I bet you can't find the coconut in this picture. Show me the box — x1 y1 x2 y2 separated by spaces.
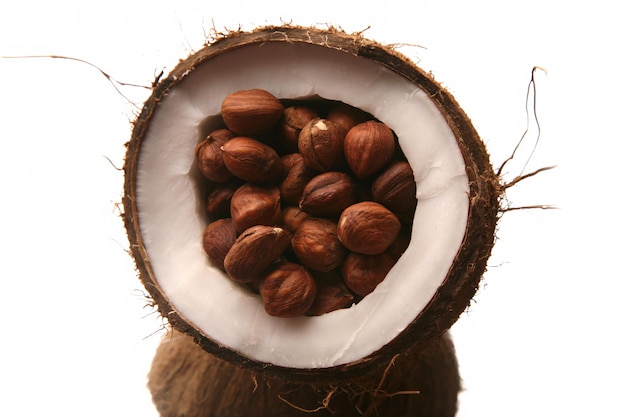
123 25 499 414
148 329 461 417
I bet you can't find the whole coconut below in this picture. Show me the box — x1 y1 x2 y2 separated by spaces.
123 25 500 416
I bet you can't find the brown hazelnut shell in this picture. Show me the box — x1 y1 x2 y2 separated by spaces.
344 121 396 179
205 179 242 219
337 201 401 255
221 136 283 183
342 252 395 297
195 129 235 182
291 217 346 272
308 271 355 316
280 106 319 153
201 218 237 271
281 206 310 233
259 262 317 318
223 225 291 283
299 171 357 218
371 161 418 224
230 183 282 233
327 103 369 137
279 157 317 205
298 118 345 172
221 89 284 136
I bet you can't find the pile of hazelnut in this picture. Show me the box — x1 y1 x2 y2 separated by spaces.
197 89 417 318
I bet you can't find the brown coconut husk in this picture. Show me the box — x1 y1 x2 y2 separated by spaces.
148 329 461 417
124 24 500 415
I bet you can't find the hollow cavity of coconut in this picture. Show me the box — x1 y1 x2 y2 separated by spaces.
124 26 499 382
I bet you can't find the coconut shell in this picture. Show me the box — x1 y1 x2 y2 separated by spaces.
148 328 461 417
124 25 500 383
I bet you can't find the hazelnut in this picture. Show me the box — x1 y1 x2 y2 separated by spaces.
201 218 237 271
298 118 345 171
220 89 284 136
230 183 282 233
342 252 395 297
282 206 310 233
292 218 346 272
327 103 369 137
308 271 354 315
259 262 317 318
344 121 395 178
280 156 317 205
223 225 291 283
337 201 401 255
386 227 412 261
195 129 235 182
280 152 304 173
221 136 283 183
205 179 241 219
197 94 415 317
371 161 417 224
280 106 319 152
299 171 357 218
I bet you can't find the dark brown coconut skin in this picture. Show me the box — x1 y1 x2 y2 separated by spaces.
124 25 499 384
149 329 461 417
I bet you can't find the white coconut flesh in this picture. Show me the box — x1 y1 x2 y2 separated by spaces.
136 42 469 369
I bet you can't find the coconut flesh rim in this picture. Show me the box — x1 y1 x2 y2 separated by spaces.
136 41 469 369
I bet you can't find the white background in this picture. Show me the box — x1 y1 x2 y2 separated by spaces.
1 1 624 416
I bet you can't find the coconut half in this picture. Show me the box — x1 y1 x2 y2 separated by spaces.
124 26 499 382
